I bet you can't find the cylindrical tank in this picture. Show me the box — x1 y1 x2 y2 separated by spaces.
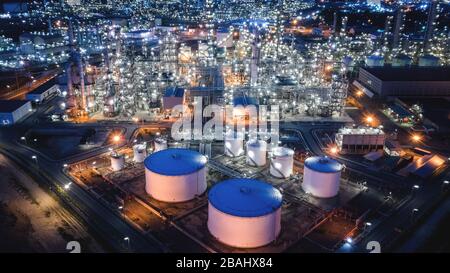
270 147 294 178
111 153 125 171
144 148 207 202
246 139 267 167
418 55 440 67
133 144 147 163
207 178 282 248
365 55 384 67
154 138 167 152
302 156 342 198
224 131 244 157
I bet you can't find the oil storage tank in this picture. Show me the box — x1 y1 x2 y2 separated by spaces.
154 138 167 152
302 156 342 198
133 144 147 163
111 153 125 171
246 139 267 167
224 131 244 157
144 148 207 202
270 147 294 178
208 178 282 248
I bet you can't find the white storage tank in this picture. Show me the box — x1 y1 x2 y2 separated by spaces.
133 144 147 163
365 55 384 67
144 148 207 202
208 178 282 248
154 137 167 152
246 139 267 167
270 147 294 178
111 153 125 171
224 131 244 157
418 55 440 67
302 156 342 198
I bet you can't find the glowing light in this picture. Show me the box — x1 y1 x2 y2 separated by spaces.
330 146 338 155
411 134 422 142
112 135 121 143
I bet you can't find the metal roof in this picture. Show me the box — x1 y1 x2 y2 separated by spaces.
0 100 29 113
362 66 450 82
28 80 56 95
304 156 342 173
164 87 185 98
144 148 207 176
208 179 283 217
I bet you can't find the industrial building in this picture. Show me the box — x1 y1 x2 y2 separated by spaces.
358 67 450 98
207 178 282 248
162 87 185 112
0 100 32 125
335 127 386 154
26 80 59 103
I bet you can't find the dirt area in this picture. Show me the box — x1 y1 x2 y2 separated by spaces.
0 154 105 253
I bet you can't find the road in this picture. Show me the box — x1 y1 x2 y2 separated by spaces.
0 101 170 252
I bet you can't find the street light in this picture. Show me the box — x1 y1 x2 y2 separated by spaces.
112 134 121 143
31 155 38 166
124 236 130 250
64 182 72 190
411 134 422 143
329 146 338 155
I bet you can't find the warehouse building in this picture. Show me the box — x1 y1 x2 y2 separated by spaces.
162 87 185 112
26 80 59 103
0 100 32 125
335 126 386 154
357 67 450 98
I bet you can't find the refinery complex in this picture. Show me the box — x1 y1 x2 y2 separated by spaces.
0 0 450 256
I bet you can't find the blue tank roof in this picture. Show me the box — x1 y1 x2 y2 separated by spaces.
304 156 342 173
208 179 282 217
144 148 207 176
